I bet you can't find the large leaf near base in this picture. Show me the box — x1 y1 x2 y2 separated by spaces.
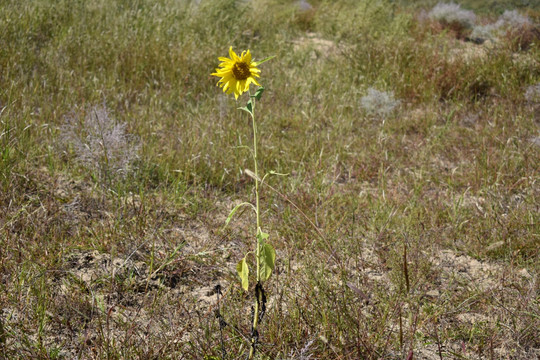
236 257 249 291
259 242 276 282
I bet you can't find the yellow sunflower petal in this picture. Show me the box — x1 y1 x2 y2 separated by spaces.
230 47 241 62
244 50 252 64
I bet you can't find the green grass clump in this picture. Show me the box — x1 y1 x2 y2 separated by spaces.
1 0 539 359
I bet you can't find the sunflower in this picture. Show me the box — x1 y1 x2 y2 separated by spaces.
211 47 261 99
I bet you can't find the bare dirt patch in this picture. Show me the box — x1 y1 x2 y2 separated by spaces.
39 245 233 358
292 32 340 61
434 249 503 291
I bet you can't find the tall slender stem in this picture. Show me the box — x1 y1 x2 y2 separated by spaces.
251 111 261 280
249 95 261 360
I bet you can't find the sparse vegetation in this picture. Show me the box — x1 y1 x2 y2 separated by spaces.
472 9 539 50
1 0 539 359
360 88 401 118
525 83 540 103
60 104 140 187
428 2 477 37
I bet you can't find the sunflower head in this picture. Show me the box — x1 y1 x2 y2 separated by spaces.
211 47 261 99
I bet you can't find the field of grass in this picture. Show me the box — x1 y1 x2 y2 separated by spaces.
1 0 539 359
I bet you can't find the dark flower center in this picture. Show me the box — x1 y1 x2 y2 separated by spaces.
232 62 251 80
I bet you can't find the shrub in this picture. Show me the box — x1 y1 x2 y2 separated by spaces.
293 0 316 30
499 10 539 51
470 23 500 41
360 88 400 118
471 10 539 50
499 10 532 28
297 0 313 12
60 104 140 185
428 2 476 38
525 83 540 103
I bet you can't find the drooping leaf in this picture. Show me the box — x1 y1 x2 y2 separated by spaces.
236 257 249 291
224 202 254 228
238 100 253 116
259 242 275 282
245 169 261 182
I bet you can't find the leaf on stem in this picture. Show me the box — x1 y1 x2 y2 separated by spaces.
238 101 253 116
245 169 261 182
257 231 269 242
257 231 275 282
268 170 289 176
223 202 255 228
252 87 265 101
255 55 276 66
259 242 276 282
261 170 290 185
237 256 249 291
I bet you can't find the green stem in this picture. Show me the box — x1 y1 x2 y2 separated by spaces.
249 92 261 360
252 116 261 280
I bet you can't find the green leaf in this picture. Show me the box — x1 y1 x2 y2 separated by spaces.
238 100 253 116
259 242 276 282
255 55 276 66
236 257 249 291
269 170 289 176
257 230 269 242
252 87 265 101
148 242 186 279
261 170 289 184
224 202 255 228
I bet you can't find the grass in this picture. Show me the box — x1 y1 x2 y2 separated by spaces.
1 0 539 358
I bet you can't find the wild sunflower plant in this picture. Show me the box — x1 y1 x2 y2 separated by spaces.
212 47 276 359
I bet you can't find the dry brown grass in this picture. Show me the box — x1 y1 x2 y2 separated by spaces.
0 0 539 359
